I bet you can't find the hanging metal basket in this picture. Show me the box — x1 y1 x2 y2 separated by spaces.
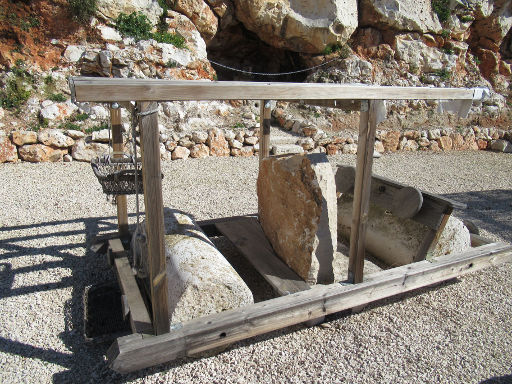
91 155 143 195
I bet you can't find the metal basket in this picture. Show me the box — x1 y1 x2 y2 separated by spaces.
91 155 143 195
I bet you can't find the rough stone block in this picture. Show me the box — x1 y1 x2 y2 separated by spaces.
257 153 337 284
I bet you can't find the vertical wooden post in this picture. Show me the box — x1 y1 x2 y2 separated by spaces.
259 100 271 162
136 101 170 335
348 100 378 284
110 104 129 237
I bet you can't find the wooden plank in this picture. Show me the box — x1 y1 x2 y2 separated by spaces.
259 100 271 162
114 257 153 335
137 101 170 335
111 105 129 237
108 242 512 373
348 100 378 284
71 77 476 102
215 216 310 295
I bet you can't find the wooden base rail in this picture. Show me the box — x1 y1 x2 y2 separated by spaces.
107 242 512 373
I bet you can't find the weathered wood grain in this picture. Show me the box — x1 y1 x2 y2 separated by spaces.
108 242 512 373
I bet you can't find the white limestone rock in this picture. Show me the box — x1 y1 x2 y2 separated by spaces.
257 153 338 284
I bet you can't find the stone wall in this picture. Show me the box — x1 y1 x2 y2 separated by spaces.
2 118 511 163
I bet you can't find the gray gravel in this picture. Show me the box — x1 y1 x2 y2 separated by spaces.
0 151 511 383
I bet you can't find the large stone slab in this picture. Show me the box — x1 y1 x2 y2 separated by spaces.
161 209 254 325
234 0 358 53
257 153 337 284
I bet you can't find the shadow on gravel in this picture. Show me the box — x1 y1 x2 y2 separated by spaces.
442 189 512 243
0 215 130 383
480 375 512 384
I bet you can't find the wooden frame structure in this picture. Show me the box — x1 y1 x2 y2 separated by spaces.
70 78 512 373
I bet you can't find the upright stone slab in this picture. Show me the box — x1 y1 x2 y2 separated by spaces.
160 209 253 325
257 153 337 284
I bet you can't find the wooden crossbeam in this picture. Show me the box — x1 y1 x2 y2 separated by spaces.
107 242 512 373
70 77 475 102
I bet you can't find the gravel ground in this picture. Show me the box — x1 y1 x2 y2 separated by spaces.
0 151 511 384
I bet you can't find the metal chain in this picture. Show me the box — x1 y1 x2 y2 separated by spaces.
208 56 342 77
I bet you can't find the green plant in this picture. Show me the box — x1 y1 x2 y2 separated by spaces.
443 47 454 55
115 12 152 41
314 112 321 118
68 0 97 22
473 55 481 65
48 93 67 102
153 31 186 47
441 29 450 39
322 42 350 58
432 0 451 22
165 59 178 68
43 75 55 86
0 61 33 112
233 122 245 129
72 112 89 122
85 122 108 134
59 121 81 131
434 68 451 81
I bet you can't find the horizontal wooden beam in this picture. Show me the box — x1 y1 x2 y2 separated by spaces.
107 242 512 373
70 77 476 102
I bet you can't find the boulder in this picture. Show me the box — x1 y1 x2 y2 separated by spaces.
472 0 512 47
244 136 258 146
63 45 85 62
0 134 18 163
92 129 110 143
490 139 512 153
207 128 230 157
342 143 358 154
240 146 254 157
360 0 442 33
173 0 218 41
395 34 458 72
71 140 109 162
19 144 66 162
96 0 163 25
172 146 190 160
11 131 38 146
38 129 75 148
233 0 358 53
257 153 338 284
437 136 453 151
158 209 253 325
39 101 77 121
272 144 305 155
189 143 210 158
380 130 400 152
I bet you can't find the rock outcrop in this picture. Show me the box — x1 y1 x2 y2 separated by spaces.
233 0 358 53
257 153 338 284
360 0 442 33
